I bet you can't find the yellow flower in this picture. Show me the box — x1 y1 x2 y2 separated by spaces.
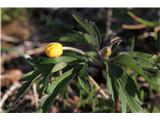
45 42 63 58
105 47 112 58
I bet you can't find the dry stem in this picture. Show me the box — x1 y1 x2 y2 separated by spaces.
88 75 109 99
32 83 39 107
0 82 20 112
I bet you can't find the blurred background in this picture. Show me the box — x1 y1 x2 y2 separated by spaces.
0 8 160 112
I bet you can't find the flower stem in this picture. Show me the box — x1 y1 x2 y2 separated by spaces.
63 46 100 65
63 47 85 55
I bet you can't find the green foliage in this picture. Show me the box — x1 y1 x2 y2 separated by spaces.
41 69 74 112
14 70 41 104
104 63 143 112
113 52 160 92
14 14 160 113
78 64 90 93
72 15 100 50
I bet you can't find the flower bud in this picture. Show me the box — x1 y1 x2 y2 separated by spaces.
45 42 63 58
105 47 112 58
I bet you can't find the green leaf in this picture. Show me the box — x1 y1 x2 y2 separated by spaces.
120 94 127 113
113 52 160 92
104 63 143 112
118 82 143 112
35 63 55 94
14 70 41 104
78 64 90 93
106 63 122 101
41 69 74 112
52 62 67 73
92 22 102 45
73 15 99 49
86 51 98 58
38 56 78 64
73 15 97 37
37 72 51 94
21 71 34 81
126 51 157 62
84 33 98 49
117 70 143 112
113 52 144 75
37 64 54 74
60 33 87 44
64 52 86 60
59 82 69 99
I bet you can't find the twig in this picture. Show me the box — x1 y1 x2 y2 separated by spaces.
122 24 146 29
32 83 39 107
26 47 45 55
154 25 160 32
1 34 20 43
115 97 121 112
106 8 112 33
104 8 113 45
0 82 20 112
88 75 109 99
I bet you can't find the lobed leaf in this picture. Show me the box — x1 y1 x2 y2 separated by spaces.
41 69 74 112
105 63 143 112
73 15 100 49
113 52 160 92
